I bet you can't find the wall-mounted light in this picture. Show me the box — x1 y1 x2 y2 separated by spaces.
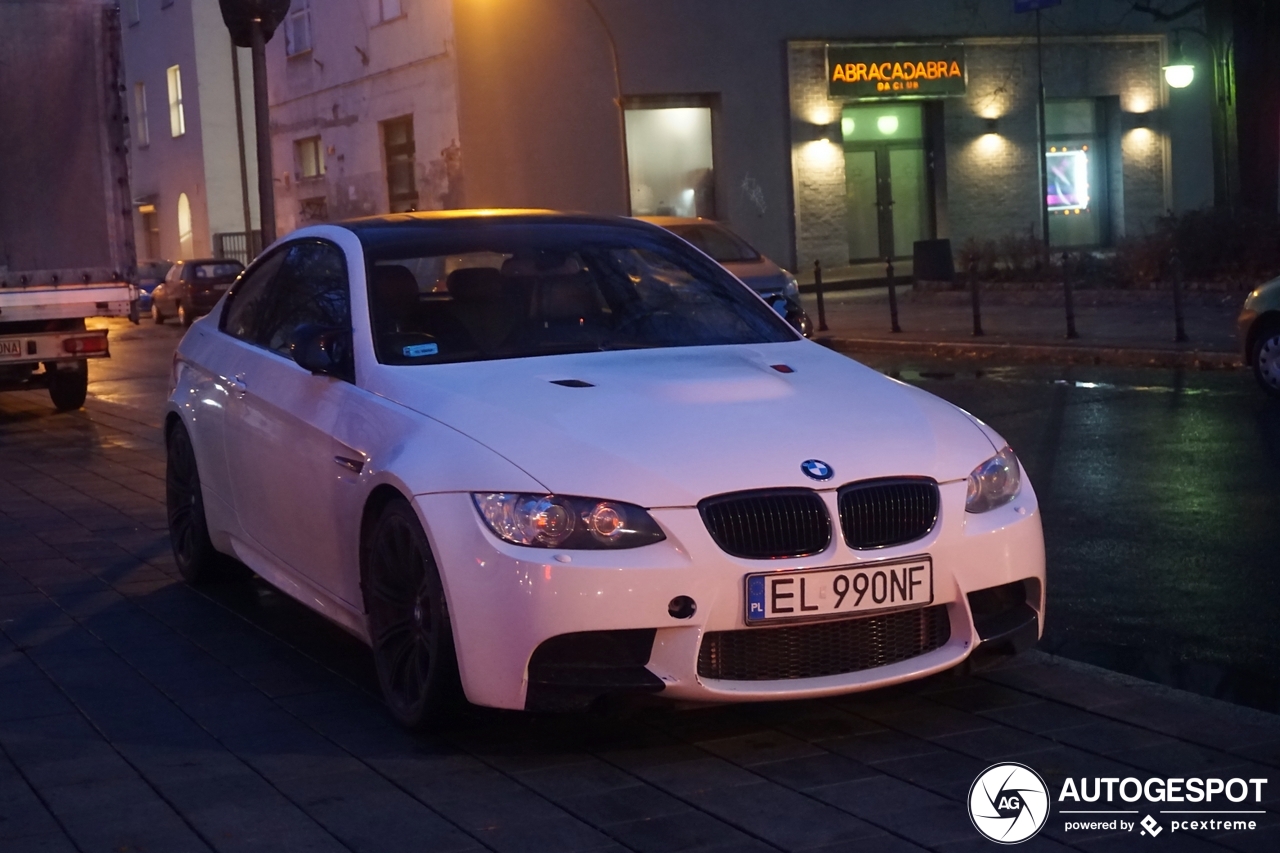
983 118 1000 134
1163 37 1194 89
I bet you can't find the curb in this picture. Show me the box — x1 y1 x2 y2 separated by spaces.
817 335 1244 370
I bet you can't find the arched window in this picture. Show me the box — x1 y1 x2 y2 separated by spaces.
177 192 193 259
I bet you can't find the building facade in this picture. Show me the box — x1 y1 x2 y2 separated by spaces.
264 0 461 235
262 0 1216 274
121 0 260 263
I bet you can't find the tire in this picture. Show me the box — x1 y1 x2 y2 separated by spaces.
362 499 463 729
1252 322 1280 399
178 302 194 328
152 301 165 324
48 360 88 411
166 421 227 584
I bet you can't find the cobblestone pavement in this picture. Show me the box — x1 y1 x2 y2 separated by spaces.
2 388 1280 853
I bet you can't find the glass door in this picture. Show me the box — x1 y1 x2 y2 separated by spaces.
841 105 931 262
888 147 929 258
844 150 880 261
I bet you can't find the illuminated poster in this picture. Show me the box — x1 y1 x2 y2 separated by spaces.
1046 148 1090 211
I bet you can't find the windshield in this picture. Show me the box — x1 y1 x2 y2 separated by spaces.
191 262 244 282
361 222 796 365
667 223 761 264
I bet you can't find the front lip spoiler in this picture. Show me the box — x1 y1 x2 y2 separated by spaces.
973 602 1039 654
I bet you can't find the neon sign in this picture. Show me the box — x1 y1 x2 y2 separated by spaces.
828 44 967 100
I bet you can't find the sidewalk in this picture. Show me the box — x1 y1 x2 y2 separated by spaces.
803 286 1245 369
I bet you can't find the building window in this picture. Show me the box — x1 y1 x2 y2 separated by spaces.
624 103 715 218
295 136 325 179
133 82 149 147
299 196 329 224
177 192 193 259
125 0 140 25
382 116 418 212
166 65 185 137
374 0 403 22
285 0 313 56
1044 99 1109 247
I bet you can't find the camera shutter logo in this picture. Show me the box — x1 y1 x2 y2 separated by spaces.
968 763 1050 844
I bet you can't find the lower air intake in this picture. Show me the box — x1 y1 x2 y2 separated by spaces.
698 605 951 681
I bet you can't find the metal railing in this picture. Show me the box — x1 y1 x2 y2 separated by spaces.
213 231 262 266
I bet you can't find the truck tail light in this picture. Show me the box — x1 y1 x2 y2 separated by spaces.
62 335 109 355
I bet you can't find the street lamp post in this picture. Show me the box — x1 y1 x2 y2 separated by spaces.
581 0 631 213
250 18 276 246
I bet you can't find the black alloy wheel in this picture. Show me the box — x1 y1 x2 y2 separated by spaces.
1253 323 1280 399
362 499 462 729
166 421 226 584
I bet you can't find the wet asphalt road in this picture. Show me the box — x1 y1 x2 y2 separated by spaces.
855 354 1280 712
82 320 1280 711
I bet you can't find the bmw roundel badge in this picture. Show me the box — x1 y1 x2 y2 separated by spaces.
801 459 834 481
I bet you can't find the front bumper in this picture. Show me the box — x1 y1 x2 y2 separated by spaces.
416 478 1045 711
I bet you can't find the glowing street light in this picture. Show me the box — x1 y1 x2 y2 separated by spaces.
1164 37 1194 89
1164 63 1195 89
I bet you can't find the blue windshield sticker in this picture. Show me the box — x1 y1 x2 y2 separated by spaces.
403 343 439 358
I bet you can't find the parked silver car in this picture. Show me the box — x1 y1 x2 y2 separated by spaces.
642 217 813 337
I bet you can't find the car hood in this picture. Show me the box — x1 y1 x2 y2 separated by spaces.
369 341 997 507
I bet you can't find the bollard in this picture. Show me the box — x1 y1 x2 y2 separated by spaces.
969 259 984 337
1170 251 1189 343
886 257 901 333
813 259 829 332
1062 251 1079 339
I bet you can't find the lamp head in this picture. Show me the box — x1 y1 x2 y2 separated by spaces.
1163 36 1194 89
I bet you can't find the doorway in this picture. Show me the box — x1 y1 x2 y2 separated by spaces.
841 104 931 262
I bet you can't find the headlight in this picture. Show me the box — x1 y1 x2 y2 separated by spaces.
965 446 1021 513
783 274 800 300
472 493 666 549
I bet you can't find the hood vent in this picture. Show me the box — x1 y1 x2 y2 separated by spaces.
550 379 594 388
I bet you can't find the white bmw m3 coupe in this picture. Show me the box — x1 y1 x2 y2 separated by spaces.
165 211 1045 728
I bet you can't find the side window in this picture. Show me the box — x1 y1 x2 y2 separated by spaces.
165 264 181 285
254 240 352 360
221 250 288 343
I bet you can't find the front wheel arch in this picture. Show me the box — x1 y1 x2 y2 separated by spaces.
359 492 464 728
358 484 415 613
1247 311 1280 366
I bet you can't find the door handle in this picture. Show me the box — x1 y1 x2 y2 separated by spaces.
226 373 247 398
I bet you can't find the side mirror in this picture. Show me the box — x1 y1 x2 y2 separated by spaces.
291 324 351 376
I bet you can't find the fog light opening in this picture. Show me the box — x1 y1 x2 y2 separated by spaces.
668 595 696 620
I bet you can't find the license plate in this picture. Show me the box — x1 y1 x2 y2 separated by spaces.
745 556 933 624
0 338 24 359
